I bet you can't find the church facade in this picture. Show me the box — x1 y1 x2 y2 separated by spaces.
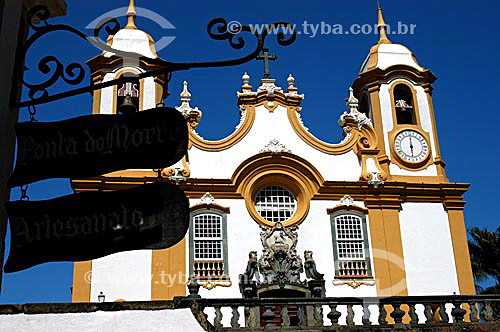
71 2 475 305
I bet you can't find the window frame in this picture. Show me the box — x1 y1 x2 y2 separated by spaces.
189 209 229 278
254 185 298 224
329 210 372 278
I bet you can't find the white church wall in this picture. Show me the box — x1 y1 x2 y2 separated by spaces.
415 85 437 158
99 72 116 115
399 202 459 295
142 76 156 110
0 309 204 332
90 250 152 302
379 83 394 159
189 104 361 182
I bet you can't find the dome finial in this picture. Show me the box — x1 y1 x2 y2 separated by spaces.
346 87 359 112
180 80 191 100
125 0 138 30
376 0 391 45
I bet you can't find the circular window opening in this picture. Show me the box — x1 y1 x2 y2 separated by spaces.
254 185 297 223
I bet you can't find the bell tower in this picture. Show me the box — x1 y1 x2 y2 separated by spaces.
85 0 168 116
352 4 446 182
71 1 184 304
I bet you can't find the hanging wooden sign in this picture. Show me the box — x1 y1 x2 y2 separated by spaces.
8 107 188 187
4 181 188 273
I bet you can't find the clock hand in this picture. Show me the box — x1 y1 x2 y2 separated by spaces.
409 137 414 157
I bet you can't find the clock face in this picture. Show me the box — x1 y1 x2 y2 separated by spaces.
394 130 429 163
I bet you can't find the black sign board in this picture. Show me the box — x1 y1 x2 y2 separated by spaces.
8 107 188 187
4 182 188 273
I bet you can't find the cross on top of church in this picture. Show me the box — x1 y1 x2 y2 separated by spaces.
256 48 277 79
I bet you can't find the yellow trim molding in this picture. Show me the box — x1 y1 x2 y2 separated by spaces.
287 106 357 155
327 204 368 215
188 105 256 151
332 278 376 289
200 280 232 290
190 203 230 214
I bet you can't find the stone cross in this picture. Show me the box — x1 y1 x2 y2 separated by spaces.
256 48 277 79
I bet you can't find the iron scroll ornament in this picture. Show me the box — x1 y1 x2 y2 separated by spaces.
16 5 297 108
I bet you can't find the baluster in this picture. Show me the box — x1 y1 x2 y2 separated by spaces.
261 305 275 327
214 306 223 328
281 305 290 327
200 305 208 320
346 304 355 326
424 304 434 325
298 305 306 326
230 306 240 327
314 304 324 326
378 304 388 325
469 302 479 323
451 302 466 323
246 306 258 328
439 303 449 323
390 303 405 326
483 301 494 322
408 303 418 325
328 305 341 326
362 303 371 326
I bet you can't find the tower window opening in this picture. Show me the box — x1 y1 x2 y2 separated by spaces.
359 93 371 119
117 79 140 113
394 84 416 125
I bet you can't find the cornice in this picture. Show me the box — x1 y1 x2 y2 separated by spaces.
71 176 469 205
352 64 437 93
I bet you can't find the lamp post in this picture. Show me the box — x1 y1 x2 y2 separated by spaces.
97 292 105 303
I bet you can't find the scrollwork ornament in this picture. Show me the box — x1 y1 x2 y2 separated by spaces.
17 6 297 108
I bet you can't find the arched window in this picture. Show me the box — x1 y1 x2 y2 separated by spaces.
116 79 140 113
189 210 229 280
329 210 372 278
394 84 416 125
359 93 371 119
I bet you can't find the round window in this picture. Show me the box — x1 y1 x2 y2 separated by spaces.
254 185 297 223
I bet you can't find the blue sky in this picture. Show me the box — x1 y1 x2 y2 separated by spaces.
1 0 499 303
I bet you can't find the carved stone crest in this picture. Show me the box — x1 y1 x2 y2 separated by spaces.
257 222 304 285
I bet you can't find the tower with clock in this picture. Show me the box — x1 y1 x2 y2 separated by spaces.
353 6 446 182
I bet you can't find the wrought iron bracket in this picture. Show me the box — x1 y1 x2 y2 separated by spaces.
14 5 297 108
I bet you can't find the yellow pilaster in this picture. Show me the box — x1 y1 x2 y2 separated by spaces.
72 261 92 302
366 198 408 296
443 201 476 295
151 238 186 300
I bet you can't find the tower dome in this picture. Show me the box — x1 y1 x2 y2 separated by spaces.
103 0 158 59
360 3 423 73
